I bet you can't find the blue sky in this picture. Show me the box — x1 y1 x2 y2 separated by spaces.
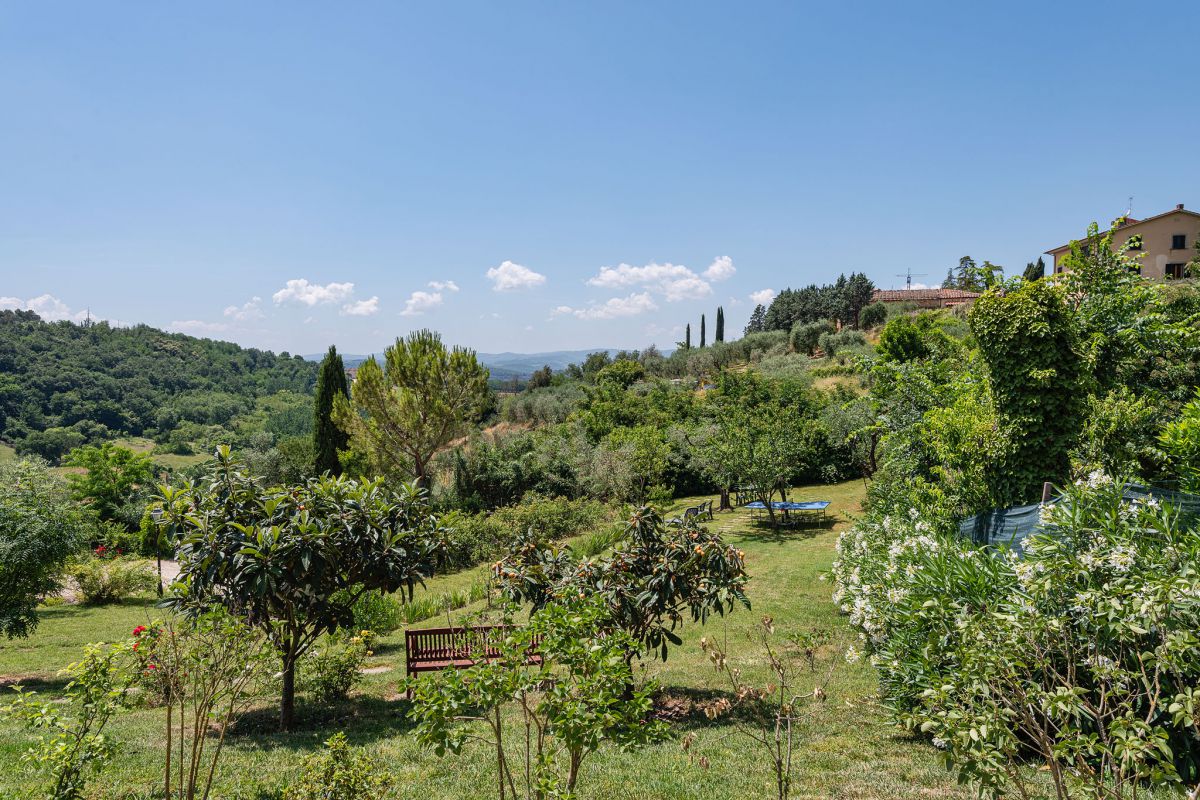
2 1 1197 355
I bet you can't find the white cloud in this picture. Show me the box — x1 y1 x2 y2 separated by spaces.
702 256 736 282
428 280 460 292
750 288 777 306
169 319 231 335
551 292 658 321
1 293 93 323
272 279 355 307
400 290 444 316
341 296 380 316
487 261 547 292
586 261 713 302
223 296 264 321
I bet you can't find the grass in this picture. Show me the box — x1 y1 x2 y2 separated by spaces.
0 479 973 800
0 442 15 463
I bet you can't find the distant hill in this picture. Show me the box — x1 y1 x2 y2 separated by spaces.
0 310 317 461
304 348 624 380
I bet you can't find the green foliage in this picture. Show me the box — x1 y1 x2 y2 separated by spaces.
876 315 931 362
158 446 444 730
63 442 154 523
834 478 1200 799
1022 256 1045 281
441 495 606 571
818 329 866 358
715 305 725 342
495 507 749 662
0 310 316 454
969 278 1088 503
67 556 156 605
332 329 490 488
284 732 392 800
131 610 271 799
763 272 875 332
0 458 86 638
300 632 373 704
858 301 887 329
313 345 349 476
789 320 835 356
3 641 134 800
408 598 668 798
1160 389 1200 492
347 589 405 635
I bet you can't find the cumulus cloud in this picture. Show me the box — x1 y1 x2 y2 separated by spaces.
223 297 264 321
487 261 546 292
586 257 734 302
428 280 460 292
702 256 736 282
1 293 94 323
272 279 355 307
551 292 658 321
750 288 777 305
341 296 380 316
400 290 444 316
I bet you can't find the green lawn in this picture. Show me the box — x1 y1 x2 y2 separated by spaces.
0 480 973 800
0 442 14 463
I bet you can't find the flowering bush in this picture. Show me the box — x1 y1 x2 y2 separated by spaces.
833 475 1200 798
299 632 374 704
284 732 392 800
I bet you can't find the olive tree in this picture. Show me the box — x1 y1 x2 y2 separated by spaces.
158 447 443 730
332 329 490 489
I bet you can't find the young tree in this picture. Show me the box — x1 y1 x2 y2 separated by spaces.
312 345 350 476
159 447 444 730
1 458 86 638
63 442 154 523
495 507 749 664
332 330 490 489
700 314 707 348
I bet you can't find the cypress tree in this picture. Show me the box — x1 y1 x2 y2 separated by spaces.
715 306 724 342
1022 257 1046 282
313 345 350 476
685 323 692 350
700 314 706 348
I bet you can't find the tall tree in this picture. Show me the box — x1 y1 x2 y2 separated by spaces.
942 268 956 289
956 256 981 292
700 314 706 348
715 306 725 342
685 323 692 350
1022 257 1046 282
63 442 153 522
744 304 767 335
845 272 876 328
332 330 490 490
312 345 350 476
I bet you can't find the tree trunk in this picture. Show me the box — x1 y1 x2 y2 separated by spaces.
718 487 732 511
280 654 296 732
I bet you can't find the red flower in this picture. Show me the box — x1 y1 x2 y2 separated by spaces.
132 625 147 636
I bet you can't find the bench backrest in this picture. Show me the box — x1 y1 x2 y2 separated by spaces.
407 625 512 661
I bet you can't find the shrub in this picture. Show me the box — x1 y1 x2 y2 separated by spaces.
284 732 392 800
68 556 156 605
300 632 373 704
441 496 606 571
4 641 135 800
833 476 1200 798
348 590 404 635
817 330 866 358
858 301 887 329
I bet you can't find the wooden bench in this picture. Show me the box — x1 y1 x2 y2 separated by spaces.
405 625 543 688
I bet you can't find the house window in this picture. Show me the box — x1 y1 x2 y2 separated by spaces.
1166 263 1186 279
1172 234 1187 250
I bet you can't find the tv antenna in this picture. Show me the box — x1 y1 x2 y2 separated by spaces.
1126 196 1133 217
895 268 927 290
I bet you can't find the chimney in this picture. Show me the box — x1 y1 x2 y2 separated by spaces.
1178 203 1186 210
